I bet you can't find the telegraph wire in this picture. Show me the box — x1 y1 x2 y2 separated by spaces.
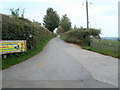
89 1 99 29
75 1 84 27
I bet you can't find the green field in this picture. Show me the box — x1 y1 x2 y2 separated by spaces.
83 39 120 58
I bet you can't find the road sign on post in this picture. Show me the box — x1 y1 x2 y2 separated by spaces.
0 40 27 54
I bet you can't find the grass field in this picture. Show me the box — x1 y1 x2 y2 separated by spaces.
83 39 120 58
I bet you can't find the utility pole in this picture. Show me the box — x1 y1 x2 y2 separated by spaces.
86 0 89 29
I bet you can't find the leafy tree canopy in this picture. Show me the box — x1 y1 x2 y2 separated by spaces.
43 8 60 32
59 14 71 33
10 8 25 18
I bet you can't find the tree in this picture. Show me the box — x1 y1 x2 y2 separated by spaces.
21 8 25 18
59 14 71 33
88 28 101 39
43 8 60 32
33 19 41 25
57 26 64 34
10 8 25 18
10 8 20 17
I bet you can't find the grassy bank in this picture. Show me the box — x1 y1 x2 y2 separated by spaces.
1 14 55 70
83 46 119 58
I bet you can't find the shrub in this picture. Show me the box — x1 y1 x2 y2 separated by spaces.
60 28 101 46
2 14 54 48
2 14 55 58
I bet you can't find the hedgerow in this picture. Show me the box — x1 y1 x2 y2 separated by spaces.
1 14 55 69
60 28 101 46
2 14 54 49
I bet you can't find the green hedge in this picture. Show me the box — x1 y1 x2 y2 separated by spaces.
60 28 101 46
2 14 54 48
1 14 55 69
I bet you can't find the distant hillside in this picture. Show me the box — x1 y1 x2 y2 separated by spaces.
101 37 118 40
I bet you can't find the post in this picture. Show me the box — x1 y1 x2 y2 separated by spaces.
3 55 7 59
86 0 89 29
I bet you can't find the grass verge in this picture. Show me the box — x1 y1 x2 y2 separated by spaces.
60 34 120 58
1 37 53 70
83 46 120 58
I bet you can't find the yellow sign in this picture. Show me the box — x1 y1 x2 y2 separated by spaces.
0 40 27 54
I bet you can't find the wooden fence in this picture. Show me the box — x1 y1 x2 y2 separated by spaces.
90 39 119 51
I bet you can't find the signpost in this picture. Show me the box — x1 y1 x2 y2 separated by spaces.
0 40 27 54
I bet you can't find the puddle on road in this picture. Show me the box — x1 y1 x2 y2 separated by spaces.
36 61 46 67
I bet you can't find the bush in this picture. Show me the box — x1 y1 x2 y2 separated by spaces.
2 14 54 48
60 28 101 46
2 14 55 60
1 14 55 69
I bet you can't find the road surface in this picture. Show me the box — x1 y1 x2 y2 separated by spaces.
2 37 118 88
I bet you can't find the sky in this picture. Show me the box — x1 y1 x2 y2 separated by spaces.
0 0 119 37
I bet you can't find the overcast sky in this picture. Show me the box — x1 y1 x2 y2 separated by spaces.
0 0 119 37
